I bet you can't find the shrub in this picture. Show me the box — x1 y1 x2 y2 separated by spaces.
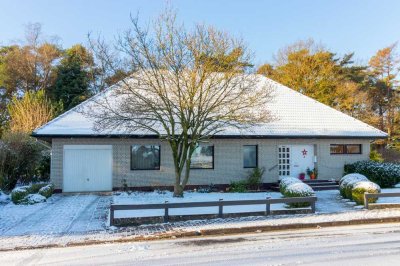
11 186 30 204
19 194 46 205
0 132 47 191
279 177 302 194
30 183 48 193
247 167 265 190
351 181 381 205
283 182 315 207
228 167 266 192
229 180 248 193
38 184 54 198
370 150 384 163
344 161 400 188
339 174 368 197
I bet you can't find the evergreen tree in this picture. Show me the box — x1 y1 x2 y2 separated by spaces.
52 44 94 111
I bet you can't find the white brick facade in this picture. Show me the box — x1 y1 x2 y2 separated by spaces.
51 138 371 191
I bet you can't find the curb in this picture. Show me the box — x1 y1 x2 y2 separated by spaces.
3 216 400 252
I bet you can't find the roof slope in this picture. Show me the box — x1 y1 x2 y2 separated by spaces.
33 76 387 139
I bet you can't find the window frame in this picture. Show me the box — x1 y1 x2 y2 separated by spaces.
130 144 161 170
330 144 362 155
190 145 214 170
243 145 258 169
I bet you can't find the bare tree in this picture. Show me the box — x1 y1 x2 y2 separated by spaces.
87 9 274 197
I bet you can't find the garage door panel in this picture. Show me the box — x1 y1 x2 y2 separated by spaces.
63 145 112 192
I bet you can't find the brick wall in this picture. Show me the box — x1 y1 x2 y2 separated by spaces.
51 138 371 190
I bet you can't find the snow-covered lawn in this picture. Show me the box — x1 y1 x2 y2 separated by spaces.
112 190 355 219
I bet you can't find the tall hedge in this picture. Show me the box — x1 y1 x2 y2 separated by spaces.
344 161 400 188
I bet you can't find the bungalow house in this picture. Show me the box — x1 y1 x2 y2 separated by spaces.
32 76 387 192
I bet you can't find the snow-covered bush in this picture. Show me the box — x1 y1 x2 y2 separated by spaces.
30 182 48 194
344 161 400 188
11 186 31 204
339 174 368 198
20 194 46 205
0 190 9 204
279 177 302 194
38 184 54 198
282 182 315 207
351 181 381 205
11 183 54 204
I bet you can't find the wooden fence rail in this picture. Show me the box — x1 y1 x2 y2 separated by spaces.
110 196 317 226
364 192 400 209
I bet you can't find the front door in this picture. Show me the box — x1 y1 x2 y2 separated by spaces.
278 145 314 179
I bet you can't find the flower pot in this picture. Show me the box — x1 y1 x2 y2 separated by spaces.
310 173 316 180
299 173 306 180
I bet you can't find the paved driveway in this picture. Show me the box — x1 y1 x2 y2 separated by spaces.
0 194 111 237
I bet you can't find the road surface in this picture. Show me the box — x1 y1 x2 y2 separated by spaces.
2 223 400 265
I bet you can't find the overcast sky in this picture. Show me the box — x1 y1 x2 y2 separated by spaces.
1 0 399 65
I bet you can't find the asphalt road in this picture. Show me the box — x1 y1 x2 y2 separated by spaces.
2 223 400 266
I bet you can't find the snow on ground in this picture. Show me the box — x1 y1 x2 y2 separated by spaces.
112 190 354 219
1 189 400 250
0 194 110 237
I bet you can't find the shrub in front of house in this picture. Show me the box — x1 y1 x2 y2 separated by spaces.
339 174 368 198
38 184 54 198
11 183 54 204
279 177 302 194
11 186 31 204
20 194 47 205
344 161 400 188
282 182 315 207
229 180 248 193
351 181 381 205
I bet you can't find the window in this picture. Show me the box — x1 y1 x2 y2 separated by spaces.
330 144 362 155
191 145 214 169
243 145 258 168
131 145 160 170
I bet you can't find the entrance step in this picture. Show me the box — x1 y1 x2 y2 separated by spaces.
270 179 339 192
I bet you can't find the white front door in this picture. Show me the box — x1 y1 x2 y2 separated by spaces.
63 145 113 192
279 145 315 179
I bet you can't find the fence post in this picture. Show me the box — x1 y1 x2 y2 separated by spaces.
311 198 316 213
266 197 271 215
364 193 369 210
218 199 223 218
164 201 169 223
110 205 115 226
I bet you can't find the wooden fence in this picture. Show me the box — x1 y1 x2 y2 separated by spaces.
110 196 317 226
364 192 400 209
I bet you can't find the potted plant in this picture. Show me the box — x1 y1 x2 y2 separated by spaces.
299 172 306 180
307 168 317 180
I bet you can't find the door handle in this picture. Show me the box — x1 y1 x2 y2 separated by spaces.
87 178 90 181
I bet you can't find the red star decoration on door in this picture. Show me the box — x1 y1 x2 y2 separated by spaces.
302 149 308 158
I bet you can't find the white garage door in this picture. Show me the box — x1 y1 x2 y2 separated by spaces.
63 145 112 192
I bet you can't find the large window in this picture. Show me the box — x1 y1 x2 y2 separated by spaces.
191 145 214 169
330 144 362 155
131 145 160 170
243 145 258 168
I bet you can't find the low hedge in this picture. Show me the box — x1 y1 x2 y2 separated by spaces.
38 184 54 198
281 179 315 207
344 161 400 188
279 177 302 194
11 186 31 204
351 181 381 205
11 183 54 204
339 174 368 198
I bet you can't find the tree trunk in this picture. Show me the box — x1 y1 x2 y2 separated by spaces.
173 183 184 197
173 167 184 197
